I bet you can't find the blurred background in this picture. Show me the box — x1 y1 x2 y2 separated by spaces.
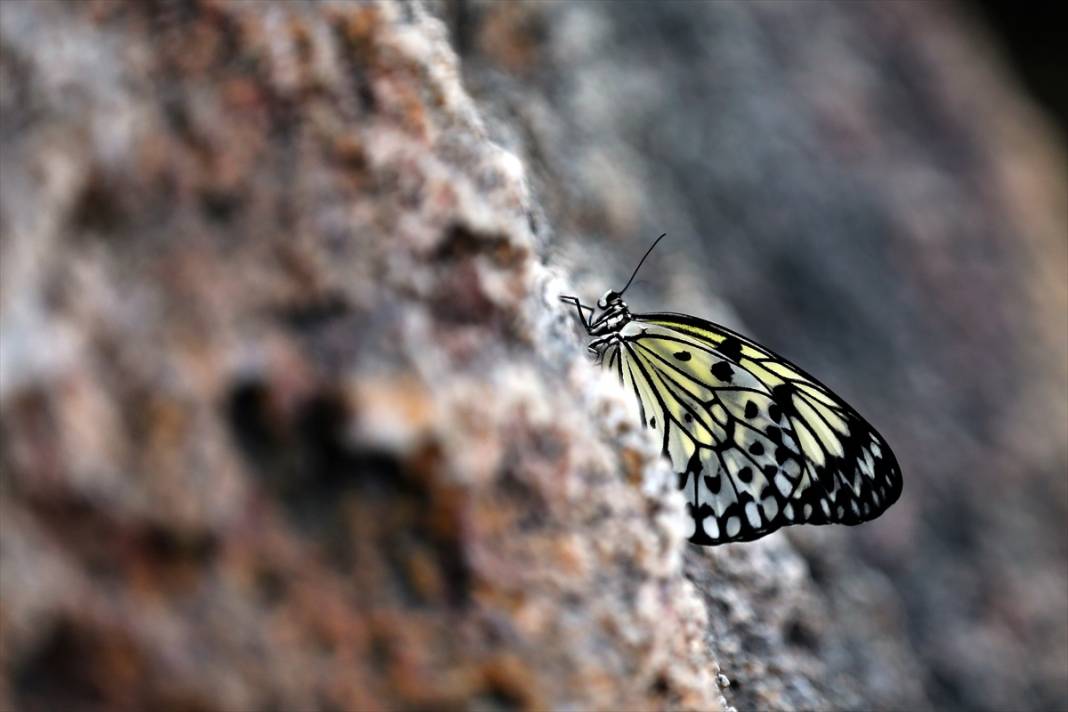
452 2 1067 707
1 1 1065 711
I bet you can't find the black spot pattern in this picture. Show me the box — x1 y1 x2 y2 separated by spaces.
600 315 902 546
718 336 742 361
710 361 734 382
818 468 834 489
771 384 793 407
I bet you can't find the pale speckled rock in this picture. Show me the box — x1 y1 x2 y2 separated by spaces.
0 1 721 710
3 1 1067 710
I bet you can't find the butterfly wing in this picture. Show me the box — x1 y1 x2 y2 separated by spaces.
609 312 902 545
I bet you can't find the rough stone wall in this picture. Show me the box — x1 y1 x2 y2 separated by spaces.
0 2 721 710
1 2 1066 712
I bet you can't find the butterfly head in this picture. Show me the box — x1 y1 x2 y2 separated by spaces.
561 233 665 341
597 290 623 310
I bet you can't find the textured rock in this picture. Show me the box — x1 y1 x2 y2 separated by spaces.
0 2 719 710
2 1 1066 711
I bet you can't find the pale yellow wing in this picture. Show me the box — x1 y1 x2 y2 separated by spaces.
610 312 901 545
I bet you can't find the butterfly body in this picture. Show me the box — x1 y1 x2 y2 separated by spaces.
562 275 902 546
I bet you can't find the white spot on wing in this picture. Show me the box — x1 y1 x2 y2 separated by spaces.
745 501 761 528
703 516 719 540
726 516 741 537
682 507 696 538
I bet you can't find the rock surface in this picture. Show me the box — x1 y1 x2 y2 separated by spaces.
0 2 719 710
1 1 1065 711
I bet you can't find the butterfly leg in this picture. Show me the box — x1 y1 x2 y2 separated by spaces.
559 295 594 332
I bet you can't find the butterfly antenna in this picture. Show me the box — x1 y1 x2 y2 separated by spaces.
618 233 667 296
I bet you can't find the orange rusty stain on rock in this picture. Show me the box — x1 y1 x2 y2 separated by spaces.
56 374 124 472
332 133 369 173
404 546 445 601
222 77 266 113
63 621 150 708
142 394 191 456
479 654 541 710
553 535 588 577
469 497 520 539
332 3 382 51
424 485 469 552
352 376 435 449
128 527 218 598
620 447 645 487
512 597 552 638
288 15 315 67
402 93 430 140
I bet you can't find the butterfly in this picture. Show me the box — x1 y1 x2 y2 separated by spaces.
561 234 902 545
